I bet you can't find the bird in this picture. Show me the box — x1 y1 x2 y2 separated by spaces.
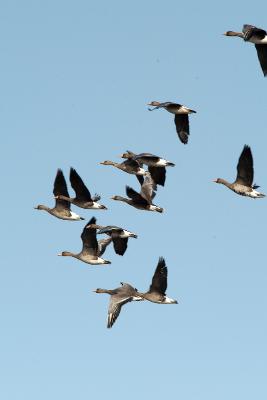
99 159 146 177
88 224 138 256
111 172 163 213
58 217 112 265
213 145 265 198
34 169 84 221
135 257 178 304
120 150 175 187
93 283 143 328
55 167 107 209
148 101 196 144
224 24 267 76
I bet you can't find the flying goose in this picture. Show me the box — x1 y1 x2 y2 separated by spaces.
111 172 163 213
136 257 178 304
58 217 112 265
34 169 84 221
88 224 138 256
224 24 267 76
120 150 175 187
100 159 146 177
55 168 107 209
213 145 265 198
148 101 196 144
93 283 143 328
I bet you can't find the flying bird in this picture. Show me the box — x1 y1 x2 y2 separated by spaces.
120 150 175 187
224 24 267 76
213 145 265 198
88 224 138 256
93 283 143 328
136 257 178 304
148 101 196 144
58 217 112 265
55 167 107 209
111 172 163 213
34 169 84 221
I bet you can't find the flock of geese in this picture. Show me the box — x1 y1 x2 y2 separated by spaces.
35 24 267 328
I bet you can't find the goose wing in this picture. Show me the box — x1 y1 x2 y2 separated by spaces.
255 44 267 76
70 168 93 202
107 291 133 328
126 186 148 205
149 257 167 295
53 169 70 210
112 237 128 256
174 114 190 144
148 166 166 187
81 217 98 256
140 173 156 203
235 145 254 187
122 159 143 173
98 237 112 257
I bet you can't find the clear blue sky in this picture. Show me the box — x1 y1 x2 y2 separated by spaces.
1 1 267 399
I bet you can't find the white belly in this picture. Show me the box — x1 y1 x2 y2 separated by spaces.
249 37 267 44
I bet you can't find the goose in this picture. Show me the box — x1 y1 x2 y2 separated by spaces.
148 101 196 144
34 169 84 221
224 24 267 76
120 150 175 187
93 283 143 328
88 224 138 256
55 167 107 209
100 159 146 176
136 257 178 304
213 145 265 198
58 217 112 265
111 172 163 213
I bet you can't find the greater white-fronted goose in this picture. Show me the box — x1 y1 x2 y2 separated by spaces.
148 101 196 144
100 159 146 177
55 168 107 209
136 257 178 304
88 224 137 256
111 172 163 213
224 24 267 76
34 169 84 221
58 217 112 265
93 283 143 328
120 150 175 187
213 145 265 198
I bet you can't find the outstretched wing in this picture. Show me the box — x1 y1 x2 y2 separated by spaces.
255 44 267 76
140 173 156 204
107 295 132 328
70 168 92 201
53 169 70 210
112 237 128 256
235 145 254 187
81 217 98 256
149 166 166 187
174 114 190 144
149 257 167 295
126 186 148 205
98 237 112 257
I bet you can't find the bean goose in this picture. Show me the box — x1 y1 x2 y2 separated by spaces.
34 169 84 221
100 159 146 177
148 101 196 144
58 217 112 265
111 172 163 213
120 150 175 187
136 257 178 304
88 224 137 256
55 167 107 209
93 283 143 328
224 24 267 76
213 145 265 198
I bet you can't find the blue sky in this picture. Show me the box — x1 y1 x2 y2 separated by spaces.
1 1 267 399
